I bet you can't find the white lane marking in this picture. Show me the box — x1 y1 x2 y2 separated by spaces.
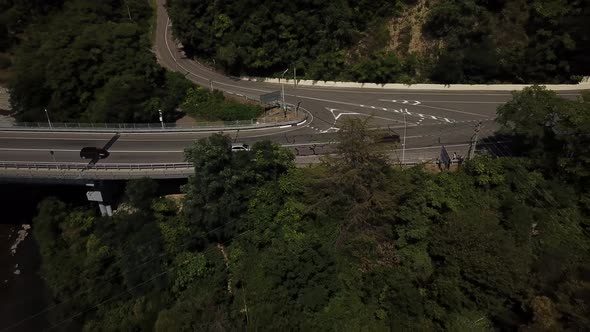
279 125 292 128
327 108 360 121
302 95 457 123
0 148 183 153
327 108 415 125
419 100 505 104
0 136 111 141
362 105 456 124
0 117 311 137
288 87 580 96
164 17 269 94
379 99 489 118
163 15 580 112
321 127 340 133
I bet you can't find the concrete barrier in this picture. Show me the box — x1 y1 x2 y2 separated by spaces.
241 76 590 91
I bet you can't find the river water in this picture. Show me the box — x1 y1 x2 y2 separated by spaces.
0 183 88 331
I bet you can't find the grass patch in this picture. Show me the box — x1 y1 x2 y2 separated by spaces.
181 87 263 121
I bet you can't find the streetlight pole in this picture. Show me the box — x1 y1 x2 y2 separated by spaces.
281 68 288 111
402 109 407 164
158 109 164 129
49 150 60 170
44 108 53 129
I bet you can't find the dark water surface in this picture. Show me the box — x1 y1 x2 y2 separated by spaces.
0 183 88 331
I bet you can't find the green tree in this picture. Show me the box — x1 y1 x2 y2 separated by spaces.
497 85 590 180
125 177 159 211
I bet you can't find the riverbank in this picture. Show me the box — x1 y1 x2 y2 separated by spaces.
0 183 88 331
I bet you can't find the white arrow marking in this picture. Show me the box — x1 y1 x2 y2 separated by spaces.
321 127 341 133
326 108 360 121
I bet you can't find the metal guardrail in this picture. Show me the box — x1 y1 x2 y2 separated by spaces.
0 116 302 132
0 161 192 171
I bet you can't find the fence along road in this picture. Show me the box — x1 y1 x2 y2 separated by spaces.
0 0 586 172
0 144 474 181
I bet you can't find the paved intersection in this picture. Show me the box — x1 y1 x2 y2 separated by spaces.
0 0 585 168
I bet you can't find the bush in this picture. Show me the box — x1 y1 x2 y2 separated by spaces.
219 102 261 121
0 54 11 69
181 87 261 121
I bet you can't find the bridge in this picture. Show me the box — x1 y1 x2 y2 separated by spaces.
0 0 588 215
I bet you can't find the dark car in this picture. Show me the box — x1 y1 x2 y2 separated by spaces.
80 147 110 160
378 133 401 144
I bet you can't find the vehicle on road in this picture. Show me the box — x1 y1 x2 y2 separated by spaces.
80 147 110 159
378 133 401 144
231 143 250 152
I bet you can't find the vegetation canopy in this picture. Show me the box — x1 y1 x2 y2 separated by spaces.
167 0 590 83
28 87 590 330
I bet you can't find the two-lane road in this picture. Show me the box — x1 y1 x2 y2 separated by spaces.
0 0 585 168
0 119 498 164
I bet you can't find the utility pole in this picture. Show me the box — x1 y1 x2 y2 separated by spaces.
49 150 60 170
158 109 164 129
44 108 53 129
467 121 482 160
293 66 297 88
402 109 407 164
281 68 288 112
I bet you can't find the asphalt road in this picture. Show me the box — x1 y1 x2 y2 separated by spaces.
0 0 585 166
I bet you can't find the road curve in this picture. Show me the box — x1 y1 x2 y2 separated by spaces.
0 1 585 169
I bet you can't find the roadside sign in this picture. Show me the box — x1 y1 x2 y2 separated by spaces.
260 91 281 104
440 146 451 169
86 191 104 202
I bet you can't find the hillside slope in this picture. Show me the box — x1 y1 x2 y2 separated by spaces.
167 0 590 84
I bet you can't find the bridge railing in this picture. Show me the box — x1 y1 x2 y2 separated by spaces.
0 116 301 131
0 161 193 171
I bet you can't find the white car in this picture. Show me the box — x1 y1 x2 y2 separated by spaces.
231 143 250 152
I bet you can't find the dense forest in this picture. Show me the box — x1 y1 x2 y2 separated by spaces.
12 87 588 330
168 0 590 84
0 0 195 123
0 0 265 123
